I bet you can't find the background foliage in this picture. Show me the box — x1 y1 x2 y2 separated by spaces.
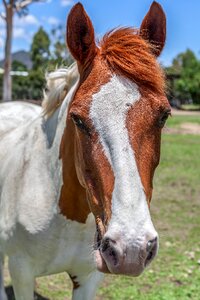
166 49 200 106
0 25 73 101
1 20 200 105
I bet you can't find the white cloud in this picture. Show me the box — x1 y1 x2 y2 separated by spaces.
0 14 38 46
61 0 74 7
15 14 39 26
0 14 39 32
0 14 38 49
15 28 34 43
47 17 60 26
0 16 5 27
0 36 4 48
23 14 39 25
0 27 5 38
13 27 26 38
39 0 52 3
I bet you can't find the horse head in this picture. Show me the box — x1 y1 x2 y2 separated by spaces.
60 1 171 276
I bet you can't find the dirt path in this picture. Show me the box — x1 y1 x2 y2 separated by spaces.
171 108 200 116
165 123 200 135
164 109 200 135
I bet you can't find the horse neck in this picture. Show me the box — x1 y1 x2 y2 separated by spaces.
58 118 90 223
44 70 91 223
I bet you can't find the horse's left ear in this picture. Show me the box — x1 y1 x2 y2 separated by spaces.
67 3 97 67
140 1 166 57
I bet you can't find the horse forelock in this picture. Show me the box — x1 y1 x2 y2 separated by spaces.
99 27 165 95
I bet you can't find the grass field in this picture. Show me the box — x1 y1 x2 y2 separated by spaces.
4 114 200 300
181 104 200 111
167 114 200 127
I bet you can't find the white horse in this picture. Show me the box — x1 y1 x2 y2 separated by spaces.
0 2 170 300
0 101 41 135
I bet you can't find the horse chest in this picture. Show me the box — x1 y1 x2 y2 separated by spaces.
8 213 96 277
42 214 96 276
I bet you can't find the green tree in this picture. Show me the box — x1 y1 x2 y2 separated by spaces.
28 27 50 100
1 0 46 102
173 49 198 70
31 27 50 70
166 49 200 104
49 25 73 69
27 69 45 100
11 60 29 100
12 60 27 71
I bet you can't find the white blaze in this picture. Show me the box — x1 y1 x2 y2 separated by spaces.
90 75 155 242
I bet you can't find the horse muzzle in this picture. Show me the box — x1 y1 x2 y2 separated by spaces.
95 232 158 276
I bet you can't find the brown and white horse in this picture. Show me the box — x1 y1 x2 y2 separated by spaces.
0 2 170 299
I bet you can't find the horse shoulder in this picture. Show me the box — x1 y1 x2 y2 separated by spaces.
0 115 57 239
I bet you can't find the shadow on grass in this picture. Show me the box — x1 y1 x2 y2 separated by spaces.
5 285 49 300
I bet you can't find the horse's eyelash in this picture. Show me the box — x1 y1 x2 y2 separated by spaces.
71 114 91 137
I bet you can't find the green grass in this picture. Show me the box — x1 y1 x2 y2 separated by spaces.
181 104 200 111
4 115 200 300
167 115 200 128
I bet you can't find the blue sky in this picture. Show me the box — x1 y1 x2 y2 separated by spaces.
0 0 200 66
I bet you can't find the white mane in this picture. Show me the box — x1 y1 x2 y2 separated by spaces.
42 62 79 117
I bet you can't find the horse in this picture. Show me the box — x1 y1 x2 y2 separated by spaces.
0 101 41 134
0 2 170 299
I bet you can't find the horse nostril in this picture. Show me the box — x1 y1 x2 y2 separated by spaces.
101 237 118 266
101 238 110 252
146 237 157 252
145 237 158 266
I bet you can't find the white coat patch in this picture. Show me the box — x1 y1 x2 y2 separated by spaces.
0 75 79 240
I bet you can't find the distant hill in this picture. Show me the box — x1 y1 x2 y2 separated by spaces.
0 50 32 69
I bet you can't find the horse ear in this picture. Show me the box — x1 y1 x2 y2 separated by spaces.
140 1 166 57
67 3 97 66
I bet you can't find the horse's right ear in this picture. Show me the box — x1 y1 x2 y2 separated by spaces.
67 3 97 66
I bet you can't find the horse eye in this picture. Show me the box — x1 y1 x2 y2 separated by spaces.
158 110 171 128
71 113 91 136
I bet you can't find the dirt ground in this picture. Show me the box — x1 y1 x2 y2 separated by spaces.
165 122 200 135
171 108 200 116
166 109 200 135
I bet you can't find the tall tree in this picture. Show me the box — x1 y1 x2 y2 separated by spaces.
30 26 50 70
166 49 200 104
28 27 50 100
1 0 46 102
174 50 200 104
50 25 73 67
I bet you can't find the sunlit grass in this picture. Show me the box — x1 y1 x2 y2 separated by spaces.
167 114 200 128
181 104 200 111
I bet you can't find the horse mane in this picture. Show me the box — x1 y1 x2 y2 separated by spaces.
100 27 165 95
42 63 78 117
